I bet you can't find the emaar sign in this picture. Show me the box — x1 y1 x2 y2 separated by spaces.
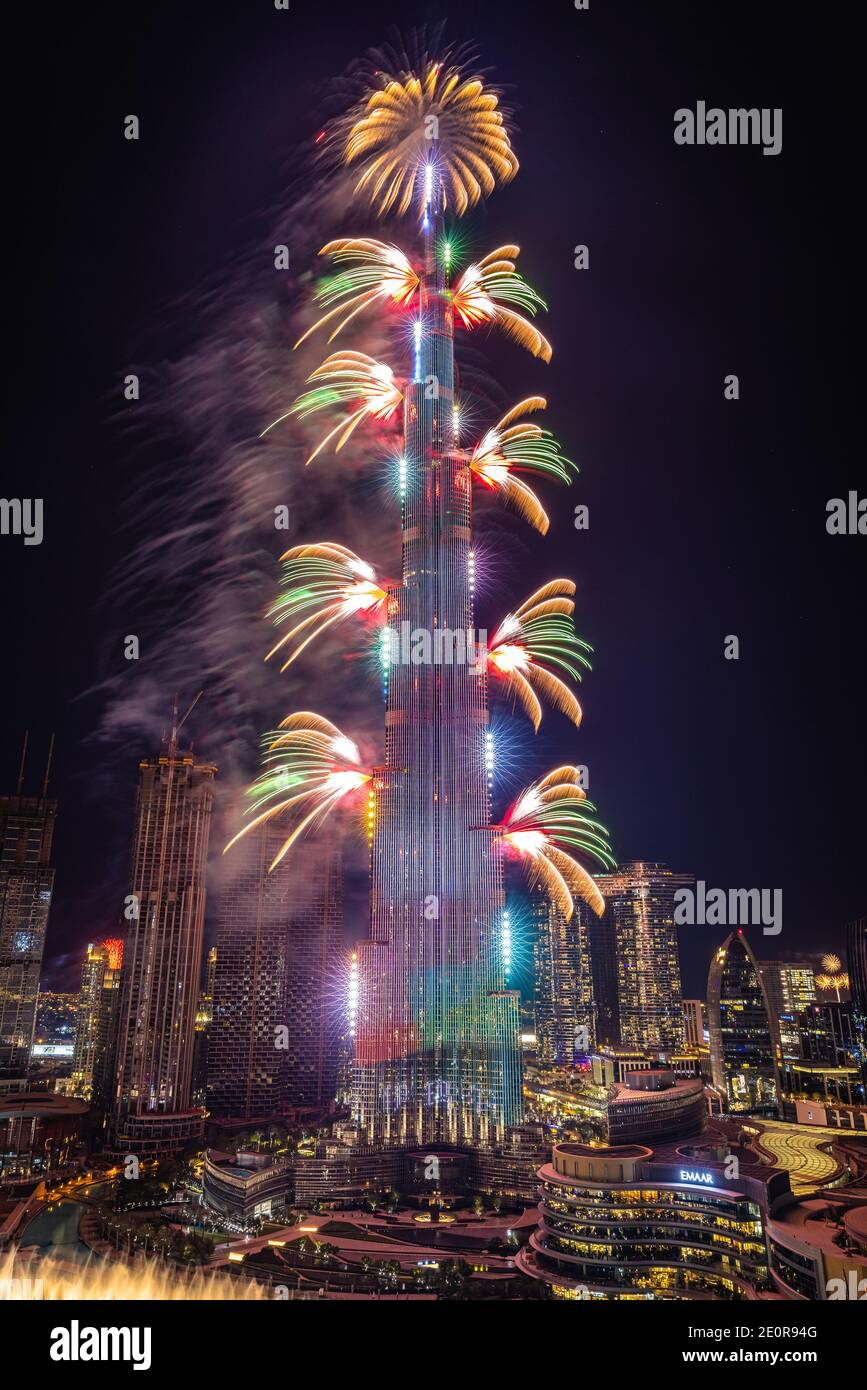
679 1169 715 1186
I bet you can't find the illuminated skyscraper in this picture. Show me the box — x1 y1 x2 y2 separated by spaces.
707 930 781 1114
761 959 817 1060
0 738 57 1075
112 738 216 1155
533 895 595 1065
191 946 217 1109
353 152 522 1149
847 915 867 1092
69 938 123 1108
236 59 614 1157
594 863 688 1053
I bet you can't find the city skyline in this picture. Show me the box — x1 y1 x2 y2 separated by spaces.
5 2 864 1007
1 0 864 1327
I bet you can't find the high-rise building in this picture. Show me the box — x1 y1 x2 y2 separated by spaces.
847 916 867 1015
593 863 689 1053
761 959 817 1060
533 895 595 1065
69 938 123 1108
284 844 342 1109
111 738 216 1156
352 152 522 1149
785 1002 864 1107
209 829 343 1119
587 906 619 1045
191 946 216 1109
0 738 58 1076
682 998 706 1049
707 930 781 1114
846 915 867 1092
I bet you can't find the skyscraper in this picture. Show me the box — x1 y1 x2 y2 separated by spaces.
191 945 217 1108
587 905 620 1045
847 916 867 1015
69 938 123 1108
283 843 342 1109
238 59 614 1158
352 129 523 1149
761 959 817 1060
111 738 216 1156
533 895 595 1066
846 915 867 1093
707 930 781 1114
0 737 57 1076
210 829 342 1119
594 863 689 1053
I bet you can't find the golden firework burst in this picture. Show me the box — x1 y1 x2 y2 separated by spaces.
344 60 518 216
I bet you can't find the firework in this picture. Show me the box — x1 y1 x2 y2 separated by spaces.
294 239 419 347
265 351 403 464
488 580 591 730
468 397 576 533
816 957 850 999
266 542 387 670
100 938 123 971
452 246 552 361
343 60 518 217
491 766 615 918
224 712 371 868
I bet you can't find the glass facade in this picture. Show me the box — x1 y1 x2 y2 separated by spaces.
112 749 216 1142
0 791 57 1072
594 863 688 1053
708 931 781 1113
353 159 521 1148
533 893 596 1065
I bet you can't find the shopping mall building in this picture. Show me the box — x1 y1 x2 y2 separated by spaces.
516 1139 792 1299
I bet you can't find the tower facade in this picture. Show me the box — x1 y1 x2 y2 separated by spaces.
112 745 216 1155
354 168 522 1148
0 782 57 1075
283 843 342 1109
595 862 688 1053
533 895 596 1066
208 829 342 1118
208 825 292 1118
69 938 123 1107
761 959 817 1060
847 915 867 1092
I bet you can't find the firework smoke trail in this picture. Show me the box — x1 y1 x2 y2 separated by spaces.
90 30 581 917
93 106 400 799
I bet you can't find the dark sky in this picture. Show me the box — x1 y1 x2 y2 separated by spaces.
4 1 863 996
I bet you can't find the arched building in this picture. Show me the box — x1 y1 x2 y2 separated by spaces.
707 931 781 1115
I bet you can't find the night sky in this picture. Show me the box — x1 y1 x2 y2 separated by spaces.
5 1 863 997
